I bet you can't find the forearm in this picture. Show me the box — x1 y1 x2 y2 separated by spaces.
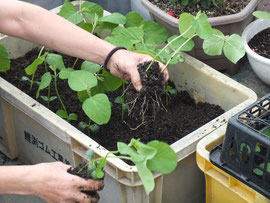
0 165 35 195
0 0 115 65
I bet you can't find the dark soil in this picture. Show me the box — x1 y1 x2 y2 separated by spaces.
0 48 224 151
149 0 251 18
67 162 102 199
248 28 270 59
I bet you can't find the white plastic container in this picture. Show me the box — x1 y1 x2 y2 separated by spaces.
242 19 270 86
0 3 257 203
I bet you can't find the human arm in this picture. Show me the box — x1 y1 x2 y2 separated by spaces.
0 162 104 203
0 0 168 91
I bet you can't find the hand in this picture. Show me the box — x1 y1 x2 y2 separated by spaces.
107 49 169 91
29 162 104 203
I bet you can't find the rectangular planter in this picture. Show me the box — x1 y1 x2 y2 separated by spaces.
0 3 257 203
140 0 261 75
196 125 270 202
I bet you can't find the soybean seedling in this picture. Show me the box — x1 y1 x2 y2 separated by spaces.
79 138 178 195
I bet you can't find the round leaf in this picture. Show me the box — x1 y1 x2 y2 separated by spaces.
68 70 97 91
98 13 126 25
223 34 245 64
125 12 144 28
179 13 196 38
81 61 101 74
146 141 177 174
82 93 111 125
203 29 225 56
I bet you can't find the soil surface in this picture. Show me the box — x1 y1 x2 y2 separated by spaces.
149 0 251 18
0 48 224 151
248 28 270 59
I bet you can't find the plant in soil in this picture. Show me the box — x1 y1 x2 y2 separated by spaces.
248 11 270 59
68 138 177 195
150 0 251 18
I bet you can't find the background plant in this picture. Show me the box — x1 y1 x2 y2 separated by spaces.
168 0 225 9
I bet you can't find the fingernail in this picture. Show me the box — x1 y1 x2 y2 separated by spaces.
136 85 142 92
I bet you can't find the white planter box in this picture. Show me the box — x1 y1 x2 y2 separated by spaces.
0 3 257 203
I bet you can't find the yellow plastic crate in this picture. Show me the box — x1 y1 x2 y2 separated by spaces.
196 125 270 203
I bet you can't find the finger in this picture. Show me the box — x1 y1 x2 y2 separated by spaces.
126 68 142 91
81 179 104 191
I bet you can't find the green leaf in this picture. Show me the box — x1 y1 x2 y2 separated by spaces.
79 22 94 33
117 142 145 163
59 2 84 24
168 35 195 51
140 20 169 44
68 70 97 91
81 1 103 20
0 44 10 72
105 35 133 50
78 121 88 130
46 53 66 71
85 149 95 160
179 13 196 38
223 34 245 64
59 68 73 79
99 70 123 92
81 61 101 74
25 53 46 75
125 12 144 28
114 96 123 104
77 90 89 102
98 13 126 24
191 13 212 39
110 27 144 45
97 22 118 36
56 109 68 119
137 141 157 160
87 162 96 174
40 96 57 102
146 141 177 174
82 93 111 125
68 113 78 121
36 72 52 99
90 124 100 133
136 160 155 195
203 29 225 56
253 11 270 20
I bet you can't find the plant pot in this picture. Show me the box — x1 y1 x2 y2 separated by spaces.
197 124 270 202
242 19 270 86
0 3 257 203
140 0 261 75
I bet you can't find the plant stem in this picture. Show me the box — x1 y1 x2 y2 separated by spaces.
145 26 192 72
30 46 45 89
54 73 67 115
87 119 91 137
71 58 79 69
47 84 51 108
121 83 125 121
161 34 197 72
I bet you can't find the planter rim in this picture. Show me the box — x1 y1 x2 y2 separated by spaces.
141 0 261 27
242 18 270 65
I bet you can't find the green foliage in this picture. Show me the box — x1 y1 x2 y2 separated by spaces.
253 11 270 20
0 44 10 72
167 0 223 9
83 139 178 195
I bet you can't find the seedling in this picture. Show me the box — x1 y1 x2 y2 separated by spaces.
79 138 178 195
0 44 10 72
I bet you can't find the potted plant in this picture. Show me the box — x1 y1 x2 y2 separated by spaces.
0 1 257 202
140 0 261 75
242 11 270 86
